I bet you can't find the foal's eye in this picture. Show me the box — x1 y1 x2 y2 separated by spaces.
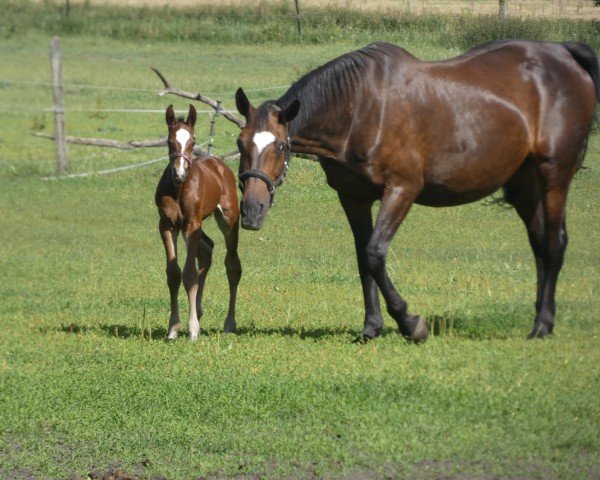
278 142 285 151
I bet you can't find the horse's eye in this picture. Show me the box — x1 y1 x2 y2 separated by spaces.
278 142 285 151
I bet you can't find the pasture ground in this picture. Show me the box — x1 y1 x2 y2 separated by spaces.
1 3 599 479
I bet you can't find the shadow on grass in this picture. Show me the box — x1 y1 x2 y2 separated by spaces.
53 322 363 341
50 310 531 342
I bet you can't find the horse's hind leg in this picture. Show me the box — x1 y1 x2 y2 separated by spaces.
505 162 548 333
512 151 578 337
215 207 242 334
530 182 570 338
159 219 182 340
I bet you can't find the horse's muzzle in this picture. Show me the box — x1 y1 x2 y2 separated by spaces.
240 198 267 230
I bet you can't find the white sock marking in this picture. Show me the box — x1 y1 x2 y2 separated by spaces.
253 131 276 155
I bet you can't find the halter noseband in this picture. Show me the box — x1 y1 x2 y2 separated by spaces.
169 152 192 168
238 137 291 198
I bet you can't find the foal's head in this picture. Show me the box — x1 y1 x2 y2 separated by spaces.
165 104 196 184
235 88 300 230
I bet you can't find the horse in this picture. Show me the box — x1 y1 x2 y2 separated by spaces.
155 104 242 340
234 40 599 342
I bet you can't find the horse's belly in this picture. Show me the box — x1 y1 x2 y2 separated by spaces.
416 182 499 207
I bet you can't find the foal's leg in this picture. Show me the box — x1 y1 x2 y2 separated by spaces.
159 219 182 340
195 232 214 325
337 193 384 340
182 227 206 341
366 186 429 342
214 208 242 334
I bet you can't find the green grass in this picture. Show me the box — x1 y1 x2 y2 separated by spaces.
2 0 599 50
1 5 600 480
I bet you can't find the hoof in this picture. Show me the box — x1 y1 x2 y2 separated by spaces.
352 334 373 344
223 320 237 334
527 322 553 339
166 333 178 340
400 315 429 343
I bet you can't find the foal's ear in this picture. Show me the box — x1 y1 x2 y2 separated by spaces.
278 99 300 125
166 104 176 127
186 104 197 128
235 87 255 119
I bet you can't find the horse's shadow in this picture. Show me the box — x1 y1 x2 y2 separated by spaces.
53 312 524 342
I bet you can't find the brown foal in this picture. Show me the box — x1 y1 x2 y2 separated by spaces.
155 104 241 340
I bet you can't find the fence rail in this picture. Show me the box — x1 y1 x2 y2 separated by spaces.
30 38 262 178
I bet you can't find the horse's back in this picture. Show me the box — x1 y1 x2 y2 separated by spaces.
394 40 597 206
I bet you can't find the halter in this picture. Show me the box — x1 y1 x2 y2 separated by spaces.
238 137 291 199
169 152 192 169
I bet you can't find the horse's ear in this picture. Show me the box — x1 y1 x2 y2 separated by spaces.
278 99 300 125
186 104 196 128
166 104 176 127
235 87 255 119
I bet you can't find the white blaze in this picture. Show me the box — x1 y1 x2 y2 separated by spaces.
253 131 276 155
174 128 191 177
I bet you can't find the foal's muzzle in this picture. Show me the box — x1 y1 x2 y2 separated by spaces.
169 152 191 184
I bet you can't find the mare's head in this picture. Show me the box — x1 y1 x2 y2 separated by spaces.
165 104 196 184
235 88 300 230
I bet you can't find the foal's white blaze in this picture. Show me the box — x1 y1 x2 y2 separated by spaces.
253 131 276 155
174 128 191 177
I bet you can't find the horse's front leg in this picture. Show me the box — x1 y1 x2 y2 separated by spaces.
337 193 384 340
183 226 205 341
159 219 181 340
367 186 429 342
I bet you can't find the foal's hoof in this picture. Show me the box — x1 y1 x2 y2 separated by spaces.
401 315 429 343
166 330 179 340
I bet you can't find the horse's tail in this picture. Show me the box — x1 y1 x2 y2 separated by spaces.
562 41 600 102
562 42 599 170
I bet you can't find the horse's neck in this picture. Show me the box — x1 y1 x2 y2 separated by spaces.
289 120 349 160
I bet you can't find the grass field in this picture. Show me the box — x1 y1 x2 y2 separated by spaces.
1 2 599 479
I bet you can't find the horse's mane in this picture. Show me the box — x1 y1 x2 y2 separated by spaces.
274 43 393 134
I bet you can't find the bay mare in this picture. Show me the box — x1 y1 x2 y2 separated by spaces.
156 105 241 340
235 40 599 342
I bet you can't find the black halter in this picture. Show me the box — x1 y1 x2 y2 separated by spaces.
238 137 291 199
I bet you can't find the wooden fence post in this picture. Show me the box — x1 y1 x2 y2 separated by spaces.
50 37 68 175
207 100 221 156
294 0 302 35
498 0 508 18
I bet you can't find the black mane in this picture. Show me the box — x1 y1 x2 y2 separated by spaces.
273 43 392 135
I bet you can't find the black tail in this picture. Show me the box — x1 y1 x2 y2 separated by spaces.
563 41 600 102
